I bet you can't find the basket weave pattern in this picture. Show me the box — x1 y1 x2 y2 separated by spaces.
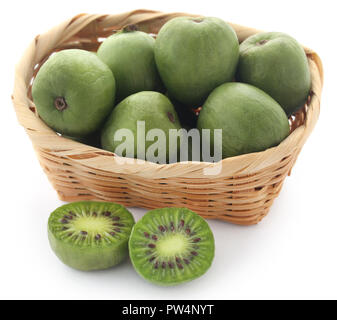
12 10 323 225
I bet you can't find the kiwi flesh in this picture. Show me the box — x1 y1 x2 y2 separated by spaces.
48 201 135 271
129 207 215 286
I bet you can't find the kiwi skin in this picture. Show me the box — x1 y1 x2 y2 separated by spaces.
48 231 128 271
129 207 215 286
48 201 135 271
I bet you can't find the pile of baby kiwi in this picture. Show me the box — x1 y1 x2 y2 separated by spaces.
32 16 310 163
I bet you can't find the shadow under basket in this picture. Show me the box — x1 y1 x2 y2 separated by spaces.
12 10 324 225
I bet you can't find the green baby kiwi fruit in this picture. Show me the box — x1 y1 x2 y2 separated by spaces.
101 91 182 164
48 201 135 271
129 207 215 286
197 82 290 159
97 28 162 102
155 16 239 108
237 32 311 115
32 49 116 137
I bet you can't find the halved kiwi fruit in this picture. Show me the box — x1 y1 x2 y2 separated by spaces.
129 207 215 286
48 201 135 271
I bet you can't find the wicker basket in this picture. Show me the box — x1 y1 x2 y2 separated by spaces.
12 9 323 225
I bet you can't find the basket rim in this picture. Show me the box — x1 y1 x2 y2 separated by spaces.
11 10 324 179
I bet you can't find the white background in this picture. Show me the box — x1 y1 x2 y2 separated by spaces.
0 0 336 300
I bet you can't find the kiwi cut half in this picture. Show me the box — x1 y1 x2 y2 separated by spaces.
129 207 215 286
48 201 135 271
